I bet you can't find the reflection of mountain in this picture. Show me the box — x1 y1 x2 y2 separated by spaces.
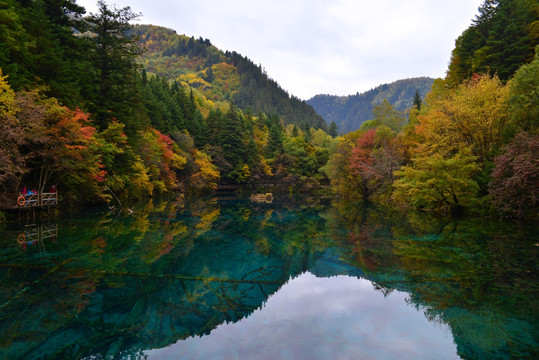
0 200 537 359
309 250 365 279
150 272 457 360
0 200 332 359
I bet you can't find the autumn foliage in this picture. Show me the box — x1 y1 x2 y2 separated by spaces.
489 132 539 219
326 67 538 219
0 0 537 221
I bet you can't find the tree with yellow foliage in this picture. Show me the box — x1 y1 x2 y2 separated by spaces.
393 148 480 214
415 75 509 161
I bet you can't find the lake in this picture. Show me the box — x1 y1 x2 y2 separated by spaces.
0 196 537 359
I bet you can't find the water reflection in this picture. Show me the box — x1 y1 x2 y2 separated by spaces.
147 273 458 360
0 197 537 359
12 223 58 251
327 202 539 359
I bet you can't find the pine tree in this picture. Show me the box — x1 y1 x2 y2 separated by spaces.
412 90 422 111
266 123 284 158
447 0 537 85
215 106 248 182
328 121 338 137
205 65 214 82
473 0 499 27
84 0 144 132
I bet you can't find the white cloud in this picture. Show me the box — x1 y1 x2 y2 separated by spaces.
76 0 483 99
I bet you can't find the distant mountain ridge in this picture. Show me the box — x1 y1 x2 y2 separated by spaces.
307 77 434 134
134 25 327 129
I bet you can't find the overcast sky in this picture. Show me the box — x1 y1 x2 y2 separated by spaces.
76 0 484 100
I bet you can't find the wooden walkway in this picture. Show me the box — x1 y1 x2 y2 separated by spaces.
1 192 58 222
0 192 58 210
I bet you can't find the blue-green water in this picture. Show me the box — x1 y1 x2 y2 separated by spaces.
0 197 537 359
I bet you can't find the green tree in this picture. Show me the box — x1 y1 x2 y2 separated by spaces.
214 107 249 182
361 99 405 132
30 0 88 105
0 69 23 188
328 121 338 137
205 65 214 82
393 148 480 214
483 0 537 81
266 123 284 158
324 132 358 197
206 108 224 142
507 45 539 133
446 0 537 85
0 0 34 89
93 121 135 195
0 0 88 102
84 0 145 133
412 90 422 111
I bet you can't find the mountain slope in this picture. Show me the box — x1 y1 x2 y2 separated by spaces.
307 77 434 134
134 25 326 129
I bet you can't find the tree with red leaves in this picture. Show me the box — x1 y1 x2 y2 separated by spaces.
489 131 539 219
348 127 403 201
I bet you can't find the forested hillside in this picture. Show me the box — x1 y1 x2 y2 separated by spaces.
0 0 537 220
446 0 537 86
307 77 434 134
0 0 336 210
133 25 327 130
324 0 538 220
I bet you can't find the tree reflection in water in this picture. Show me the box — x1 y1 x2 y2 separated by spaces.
328 201 538 359
0 196 537 359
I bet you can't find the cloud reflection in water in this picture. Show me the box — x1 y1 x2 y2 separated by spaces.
145 272 458 360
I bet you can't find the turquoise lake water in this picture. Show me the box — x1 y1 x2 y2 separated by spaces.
0 197 537 359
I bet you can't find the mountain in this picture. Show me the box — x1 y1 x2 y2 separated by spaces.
307 77 434 134
133 25 327 129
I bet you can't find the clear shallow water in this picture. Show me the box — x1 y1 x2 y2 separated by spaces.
0 197 537 359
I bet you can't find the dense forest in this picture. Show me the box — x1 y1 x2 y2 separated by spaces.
133 25 327 130
0 0 338 209
324 0 538 219
307 77 434 134
0 0 538 220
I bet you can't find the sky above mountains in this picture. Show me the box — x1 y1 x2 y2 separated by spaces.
77 0 484 100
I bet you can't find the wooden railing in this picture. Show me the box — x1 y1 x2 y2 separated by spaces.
40 192 57 206
0 192 58 209
20 193 39 207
